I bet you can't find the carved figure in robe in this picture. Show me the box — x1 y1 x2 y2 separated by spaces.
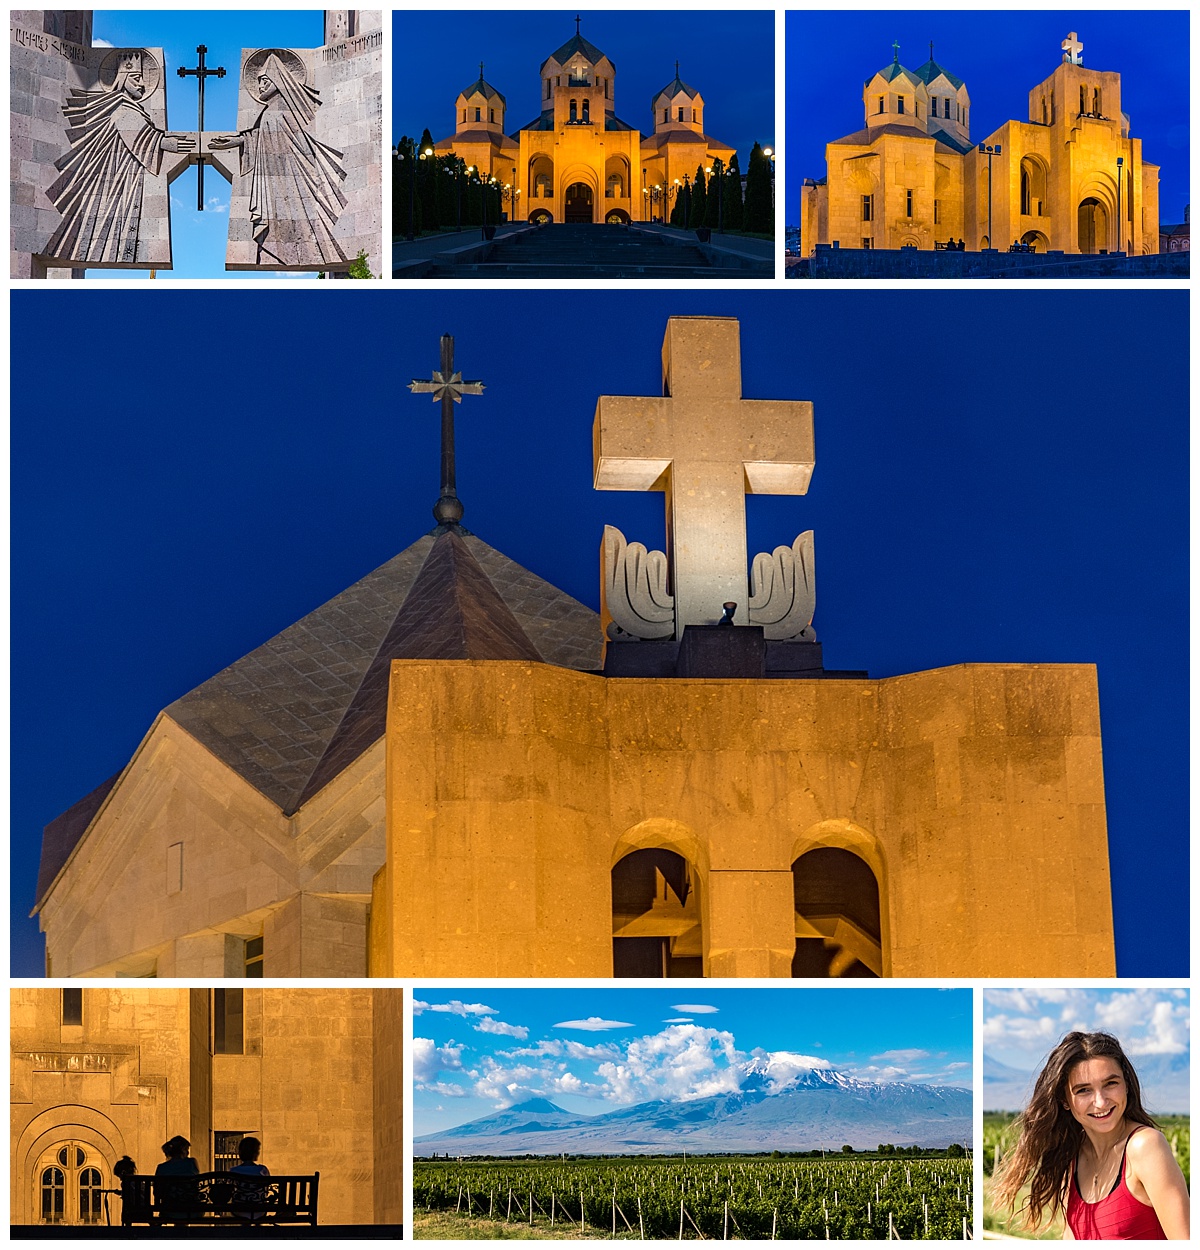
43 51 195 264
209 52 348 266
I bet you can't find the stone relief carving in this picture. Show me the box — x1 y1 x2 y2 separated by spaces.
209 49 348 266
42 49 195 264
601 524 675 640
748 531 817 640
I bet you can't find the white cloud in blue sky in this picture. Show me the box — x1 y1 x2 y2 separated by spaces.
554 1017 633 1032
672 1003 719 1013
476 1017 529 1040
413 999 497 1018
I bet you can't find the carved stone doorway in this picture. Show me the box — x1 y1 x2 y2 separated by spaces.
1078 197 1108 253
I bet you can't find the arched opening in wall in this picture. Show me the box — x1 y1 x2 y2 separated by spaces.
34 1143 106 1226
612 848 703 978
605 208 630 224
1078 197 1108 253
529 208 553 224
564 181 594 223
1020 157 1047 217
1020 230 1049 251
792 848 882 978
529 156 554 201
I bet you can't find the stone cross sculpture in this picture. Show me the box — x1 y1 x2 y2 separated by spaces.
594 316 816 642
1062 32 1084 66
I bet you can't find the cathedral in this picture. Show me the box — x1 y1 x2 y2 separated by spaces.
800 32 1160 255
10 987 403 1227
430 22 735 224
35 318 1116 982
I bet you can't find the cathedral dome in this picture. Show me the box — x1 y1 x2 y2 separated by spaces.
540 30 609 75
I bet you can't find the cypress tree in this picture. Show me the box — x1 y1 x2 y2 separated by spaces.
743 141 774 234
704 158 725 229
724 153 743 231
416 127 437 230
688 165 707 228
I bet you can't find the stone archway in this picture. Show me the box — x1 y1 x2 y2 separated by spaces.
1020 229 1049 251
605 208 630 225
1078 197 1108 253
611 848 703 977
792 847 882 977
564 181 594 223
529 208 553 224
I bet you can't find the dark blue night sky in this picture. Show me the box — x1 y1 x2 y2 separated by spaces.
786 11 1190 225
10 290 1188 978
393 9 775 166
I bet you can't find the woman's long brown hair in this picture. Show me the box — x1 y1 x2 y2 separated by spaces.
992 1031 1156 1229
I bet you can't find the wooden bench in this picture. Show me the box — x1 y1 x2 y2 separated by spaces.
119 1173 319 1226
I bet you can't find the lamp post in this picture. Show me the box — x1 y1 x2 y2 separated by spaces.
395 140 416 241
454 158 463 231
682 173 691 228
419 145 434 232
978 142 1001 249
1116 155 1124 253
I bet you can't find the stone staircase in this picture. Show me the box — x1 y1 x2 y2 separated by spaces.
422 224 753 279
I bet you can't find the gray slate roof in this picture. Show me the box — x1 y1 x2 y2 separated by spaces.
654 73 699 103
541 32 609 72
38 530 603 901
460 75 506 105
914 58 965 90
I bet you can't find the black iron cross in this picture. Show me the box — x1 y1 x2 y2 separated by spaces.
408 335 485 528
177 45 226 211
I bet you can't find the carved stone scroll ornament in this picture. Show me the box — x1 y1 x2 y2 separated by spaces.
42 49 195 264
601 525 675 640
748 531 817 640
209 49 348 266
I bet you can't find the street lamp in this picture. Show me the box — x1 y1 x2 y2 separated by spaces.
1116 155 1124 254
978 143 1001 249
394 139 417 241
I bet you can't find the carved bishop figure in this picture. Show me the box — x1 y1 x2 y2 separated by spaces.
594 317 816 641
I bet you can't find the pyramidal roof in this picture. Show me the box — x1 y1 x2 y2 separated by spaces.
37 529 601 903
654 68 699 102
914 58 964 90
542 32 608 72
460 72 506 105
870 55 922 89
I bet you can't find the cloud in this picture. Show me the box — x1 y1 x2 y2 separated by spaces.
554 1017 632 1032
672 1004 719 1013
597 1024 744 1104
476 1017 529 1040
664 1017 694 1023
873 1048 931 1064
205 196 228 215
414 999 497 1018
91 37 114 47
413 1038 464 1085
747 1050 832 1092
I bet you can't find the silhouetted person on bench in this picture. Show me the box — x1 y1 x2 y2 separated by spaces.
229 1137 271 1223
155 1136 200 1224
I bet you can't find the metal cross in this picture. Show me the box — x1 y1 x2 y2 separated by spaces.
892 39 900 63
575 14 582 35
408 335 485 528
177 45 226 211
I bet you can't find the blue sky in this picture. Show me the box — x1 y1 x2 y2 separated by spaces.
393 10 774 167
785 11 1190 226
415 988 972 1134
86 10 326 279
10 289 1187 978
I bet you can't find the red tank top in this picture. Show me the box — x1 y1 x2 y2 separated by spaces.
1066 1127 1167 1240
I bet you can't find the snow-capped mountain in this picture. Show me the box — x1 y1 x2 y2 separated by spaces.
415 1069 972 1156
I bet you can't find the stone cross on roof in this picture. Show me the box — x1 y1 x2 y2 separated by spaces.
409 334 485 528
1062 32 1084 65
594 317 815 640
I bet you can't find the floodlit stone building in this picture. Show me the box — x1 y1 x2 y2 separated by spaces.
36 319 1115 981
430 23 735 223
800 32 1160 255
10 987 403 1227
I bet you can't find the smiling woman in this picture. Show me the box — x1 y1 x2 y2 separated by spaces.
992 1032 1190 1240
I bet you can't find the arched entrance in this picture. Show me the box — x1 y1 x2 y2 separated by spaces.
529 208 553 224
792 848 882 978
34 1142 106 1226
1078 198 1108 253
1020 230 1049 251
605 208 630 225
564 182 594 223
611 848 703 977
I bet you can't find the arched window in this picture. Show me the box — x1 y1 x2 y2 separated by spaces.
40 1167 65 1224
1093 87 1101 114
489 108 494 123
569 99 577 122
1041 96 1047 124
612 848 703 977
1020 165 1030 215
1079 85 1087 114
79 1169 103 1225
877 95 884 114
792 848 882 978
582 99 590 122
677 107 684 122
474 107 481 122
897 96 905 115
545 78 551 100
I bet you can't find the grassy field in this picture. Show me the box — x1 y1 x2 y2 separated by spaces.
414 1210 613 1239
982 1111 1189 1239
